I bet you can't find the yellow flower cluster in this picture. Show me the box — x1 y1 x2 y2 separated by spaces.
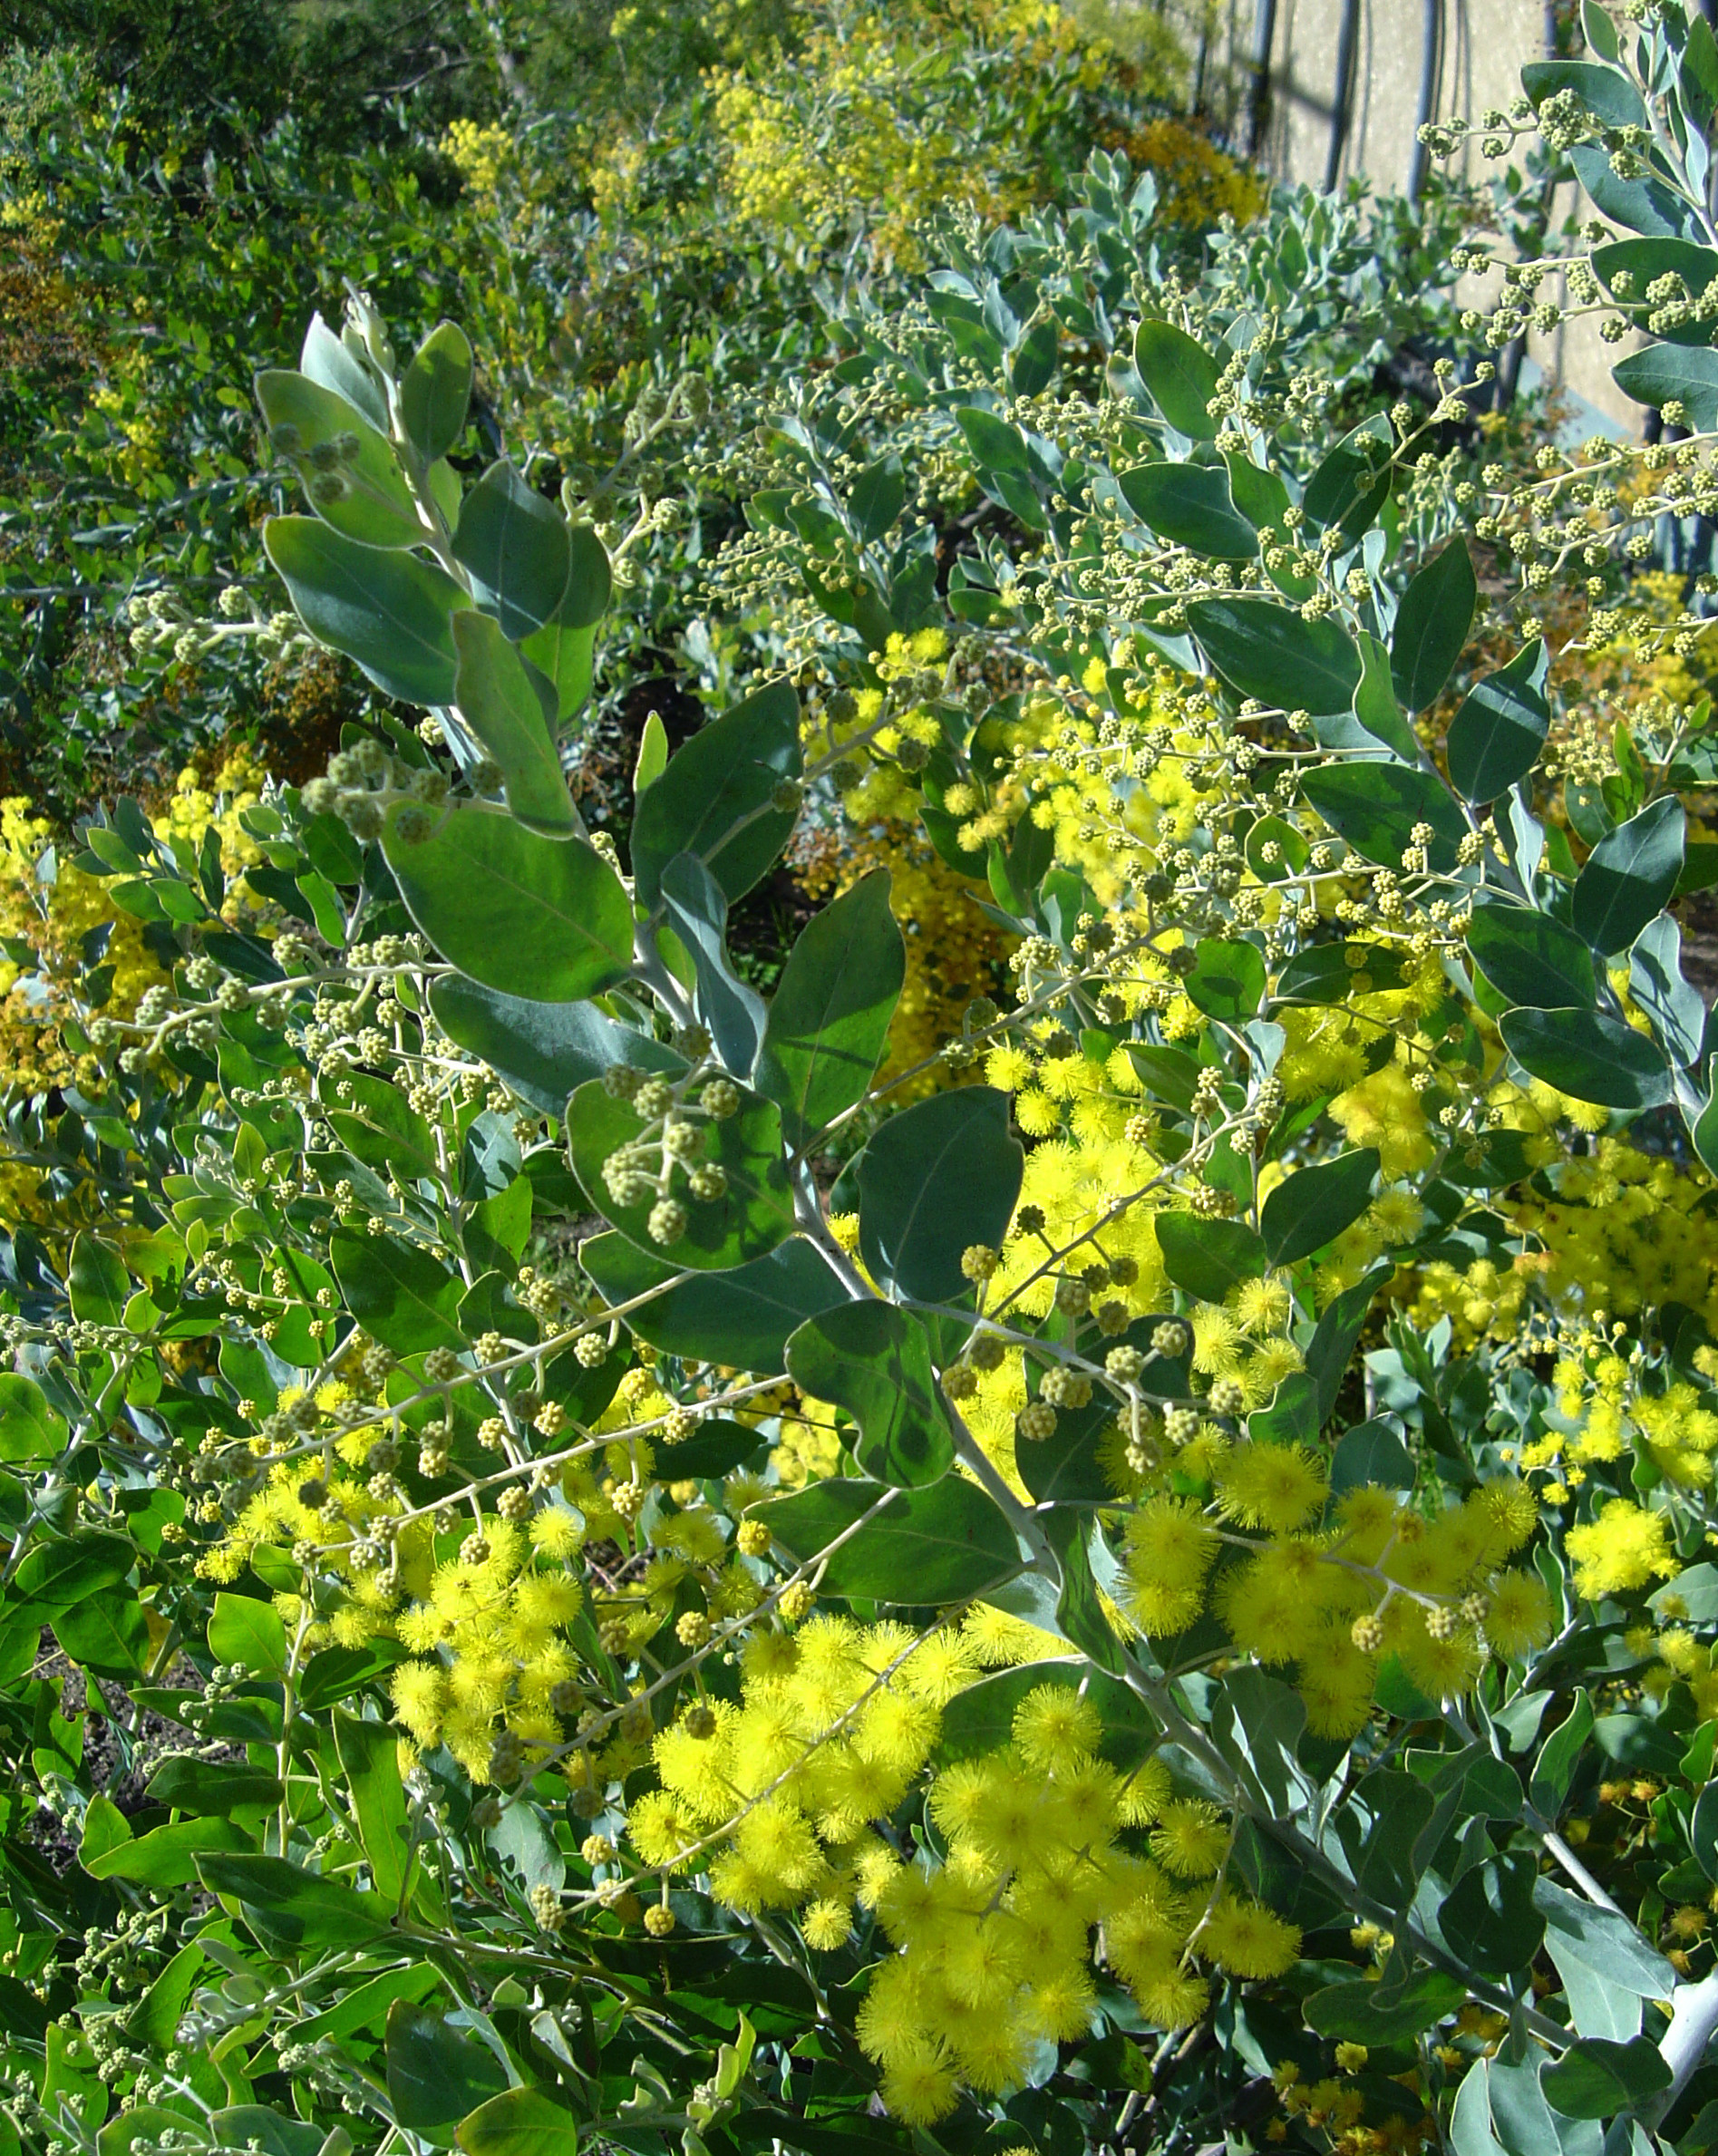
1123 1479 1547 1732
1109 116 1268 229
710 0 1111 267
441 120 514 200
0 748 268 1098
628 1617 1296 2118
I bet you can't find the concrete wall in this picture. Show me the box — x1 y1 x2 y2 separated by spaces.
1201 0 1638 432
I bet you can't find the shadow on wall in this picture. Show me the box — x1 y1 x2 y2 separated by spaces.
1203 0 1716 432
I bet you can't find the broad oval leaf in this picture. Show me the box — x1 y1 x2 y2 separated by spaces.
752 1476 1020 1603
385 2003 509 2145
1244 814 1310 882
756 871 906 1149
1155 1213 1267 1302
0 1374 66 1462
517 524 610 724
631 677 802 912
451 459 570 642
255 370 420 548
567 1081 796 1272
1260 1149 1380 1267
1571 796 1685 954
1391 539 1475 714
208 1591 289 1679
400 320 474 465
1521 56 1647 130
1185 597 1363 717
330 1230 466 1355
1132 319 1219 438
1301 412 1393 544
1499 1005 1673 1109
265 516 469 706
1466 899 1597 1010
383 803 632 1003
1614 341 1718 430
428 976 681 1116
458 2089 578 2156
580 1231 849 1367
1300 762 1468 872
451 609 578 836
319 1070 439 1184
1540 2037 1671 2122
785 1301 955 1487
1118 461 1258 561
1184 937 1266 1023
1446 638 1550 802
1594 236 1718 346
858 1087 1024 1304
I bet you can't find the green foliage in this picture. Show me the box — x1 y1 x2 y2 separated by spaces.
14 10 1718 2156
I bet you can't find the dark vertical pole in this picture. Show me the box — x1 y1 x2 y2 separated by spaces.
1406 0 1444 201
1247 0 1278 161
1324 0 1360 192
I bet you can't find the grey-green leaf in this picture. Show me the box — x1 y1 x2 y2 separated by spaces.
1571 796 1685 954
631 677 801 912
1300 762 1468 872
785 1301 955 1487
579 1232 848 1367
428 977 681 1116
451 459 570 642
752 1477 1020 1604
1446 639 1549 803
1499 1006 1673 1109
256 371 421 549
755 870 905 1149
382 802 632 1003
1628 911 1707 1066
858 1087 1023 1303
264 517 468 706
1118 462 1258 561
1260 1149 1380 1267
451 609 578 836
1466 899 1597 1010
1132 319 1220 438
399 320 473 467
1185 597 1362 717
1391 539 1475 713
1155 1214 1267 1302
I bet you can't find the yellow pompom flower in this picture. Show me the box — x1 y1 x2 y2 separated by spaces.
1199 1893 1301 1979
1484 1570 1557 1657
1212 1442 1328 1532
1567 1499 1677 1598
1012 1683 1101 1770
1121 1496 1218 1636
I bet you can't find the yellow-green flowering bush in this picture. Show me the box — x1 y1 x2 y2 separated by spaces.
16 12 1718 2156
